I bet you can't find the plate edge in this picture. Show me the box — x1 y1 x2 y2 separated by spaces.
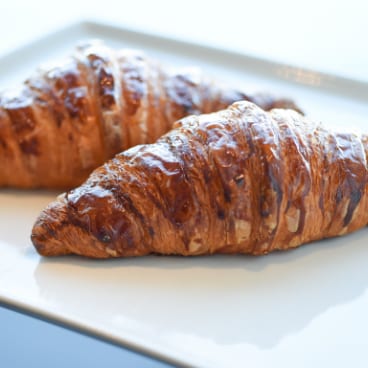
0 18 367 103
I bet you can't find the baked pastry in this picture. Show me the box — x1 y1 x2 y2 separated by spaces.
31 101 368 257
0 41 301 189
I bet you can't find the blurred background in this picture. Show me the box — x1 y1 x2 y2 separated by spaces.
0 0 367 81
0 1 366 367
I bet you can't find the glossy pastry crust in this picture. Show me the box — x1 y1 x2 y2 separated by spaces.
0 41 301 189
31 101 368 257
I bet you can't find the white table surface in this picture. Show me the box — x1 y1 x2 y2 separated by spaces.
0 1 367 367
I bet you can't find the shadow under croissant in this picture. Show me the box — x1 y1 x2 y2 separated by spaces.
33 227 368 350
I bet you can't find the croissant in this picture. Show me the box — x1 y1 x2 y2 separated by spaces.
0 41 301 189
31 101 368 258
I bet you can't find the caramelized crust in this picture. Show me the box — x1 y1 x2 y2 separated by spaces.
31 101 368 257
0 41 301 189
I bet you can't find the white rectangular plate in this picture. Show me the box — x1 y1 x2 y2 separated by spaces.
1 20 368 368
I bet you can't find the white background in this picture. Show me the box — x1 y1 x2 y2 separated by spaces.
0 0 367 81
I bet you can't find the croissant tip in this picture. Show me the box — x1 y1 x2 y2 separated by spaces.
31 194 71 257
31 227 70 257
31 192 119 258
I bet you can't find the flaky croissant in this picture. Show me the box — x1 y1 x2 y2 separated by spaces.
0 41 301 189
31 101 368 258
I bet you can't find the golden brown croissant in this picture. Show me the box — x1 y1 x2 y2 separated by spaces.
31 101 368 258
0 41 301 189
